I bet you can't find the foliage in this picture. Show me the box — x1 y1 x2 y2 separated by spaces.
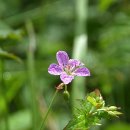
65 90 121 130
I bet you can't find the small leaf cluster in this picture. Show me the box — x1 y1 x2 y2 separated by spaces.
64 89 122 130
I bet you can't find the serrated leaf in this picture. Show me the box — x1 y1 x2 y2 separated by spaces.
64 90 122 130
87 96 97 106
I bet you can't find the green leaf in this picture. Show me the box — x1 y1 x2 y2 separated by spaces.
0 48 22 63
107 111 122 117
87 96 97 106
64 90 122 130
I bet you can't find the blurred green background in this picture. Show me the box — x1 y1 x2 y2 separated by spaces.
0 0 130 130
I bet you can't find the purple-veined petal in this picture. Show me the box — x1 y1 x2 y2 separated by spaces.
68 59 84 68
74 67 90 76
60 72 74 84
68 59 84 72
48 64 62 75
56 51 69 67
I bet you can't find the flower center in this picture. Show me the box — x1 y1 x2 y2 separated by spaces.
64 65 72 75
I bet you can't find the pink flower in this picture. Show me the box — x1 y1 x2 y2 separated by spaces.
48 51 90 84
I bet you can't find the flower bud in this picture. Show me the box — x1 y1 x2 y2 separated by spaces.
63 90 70 101
108 106 117 111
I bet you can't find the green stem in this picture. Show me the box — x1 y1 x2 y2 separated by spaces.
1 59 9 130
39 90 58 130
26 20 38 130
65 84 68 91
